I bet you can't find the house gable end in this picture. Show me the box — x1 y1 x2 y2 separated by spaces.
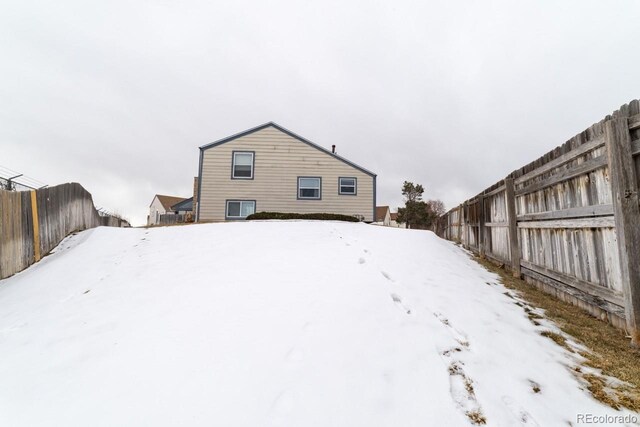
197 123 377 222
199 122 376 178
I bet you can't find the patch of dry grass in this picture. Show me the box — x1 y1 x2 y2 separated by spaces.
475 257 640 412
529 380 541 393
466 410 487 425
540 330 571 351
583 374 623 410
465 378 475 394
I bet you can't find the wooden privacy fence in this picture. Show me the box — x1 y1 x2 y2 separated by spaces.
0 182 129 280
437 99 640 345
158 213 193 225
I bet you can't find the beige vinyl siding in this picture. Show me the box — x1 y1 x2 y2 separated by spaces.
199 126 374 221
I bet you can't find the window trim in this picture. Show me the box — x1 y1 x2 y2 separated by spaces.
338 177 357 196
231 151 255 180
297 176 322 200
225 199 256 220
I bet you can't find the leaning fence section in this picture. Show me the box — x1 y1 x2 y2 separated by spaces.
0 182 129 280
437 99 640 342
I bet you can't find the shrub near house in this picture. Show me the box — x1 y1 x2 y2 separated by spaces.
246 212 360 222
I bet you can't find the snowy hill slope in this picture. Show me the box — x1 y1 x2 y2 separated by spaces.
0 222 632 426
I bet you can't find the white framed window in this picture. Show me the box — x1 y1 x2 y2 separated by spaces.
226 200 256 219
298 177 321 200
339 177 357 195
232 151 254 179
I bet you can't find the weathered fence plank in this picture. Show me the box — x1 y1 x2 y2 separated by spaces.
478 195 486 258
517 204 614 221
485 222 509 227
484 184 506 197
457 204 462 243
484 188 509 262
520 265 627 328
463 201 470 249
505 178 521 277
514 136 605 185
605 117 640 346
515 155 608 196
520 260 624 307
30 190 41 262
518 216 615 229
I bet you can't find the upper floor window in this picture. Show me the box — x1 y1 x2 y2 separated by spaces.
339 177 357 195
232 151 254 179
298 177 321 199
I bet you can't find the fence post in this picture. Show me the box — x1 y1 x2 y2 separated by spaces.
505 178 521 278
605 117 640 347
30 190 41 263
478 195 486 258
463 201 469 249
457 204 462 243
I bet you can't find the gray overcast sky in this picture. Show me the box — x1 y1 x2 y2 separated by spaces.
1 0 639 225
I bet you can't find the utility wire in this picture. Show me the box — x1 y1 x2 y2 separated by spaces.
0 164 47 190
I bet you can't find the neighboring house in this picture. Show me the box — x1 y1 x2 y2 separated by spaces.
374 206 391 226
171 197 193 214
390 212 406 228
148 194 189 225
196 122 376 222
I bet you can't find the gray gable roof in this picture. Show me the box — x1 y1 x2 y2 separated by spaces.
199 122 376 178
171 197 193 212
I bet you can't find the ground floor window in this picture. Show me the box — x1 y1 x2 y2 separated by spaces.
226 200 256 219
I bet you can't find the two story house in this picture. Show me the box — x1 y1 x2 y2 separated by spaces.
196 122 376 222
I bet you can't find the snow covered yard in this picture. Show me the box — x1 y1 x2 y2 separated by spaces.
0 221 636 426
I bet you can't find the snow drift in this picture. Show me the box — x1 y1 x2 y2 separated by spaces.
0 222 633 426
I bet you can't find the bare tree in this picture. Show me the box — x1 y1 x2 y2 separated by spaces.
426 199 445 217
